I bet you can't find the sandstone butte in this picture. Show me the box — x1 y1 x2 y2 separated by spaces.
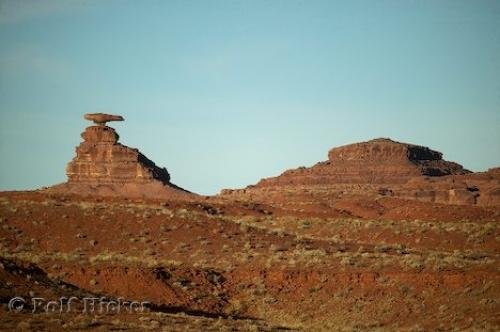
221 138 500 207
46 114 499 206
46 113 194 199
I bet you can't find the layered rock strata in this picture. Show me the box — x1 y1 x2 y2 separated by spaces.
47 114 193 199
221 138 499 206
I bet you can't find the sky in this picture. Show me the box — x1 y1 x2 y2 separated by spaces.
0 0 499 195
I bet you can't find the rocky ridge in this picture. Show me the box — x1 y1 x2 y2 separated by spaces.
221 138 499 206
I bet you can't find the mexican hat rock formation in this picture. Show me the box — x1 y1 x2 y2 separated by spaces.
47 113 194 199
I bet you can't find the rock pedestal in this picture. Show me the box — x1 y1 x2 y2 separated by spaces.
47 113 193 199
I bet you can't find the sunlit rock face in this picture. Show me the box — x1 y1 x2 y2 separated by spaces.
46 114 193 199
66 125 171 185
256 138 470 187
220 138 499 207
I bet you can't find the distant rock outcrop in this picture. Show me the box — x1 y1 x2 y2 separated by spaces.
47 114 194 199
256 138 469 187
221 138 499 207
327 138 469 177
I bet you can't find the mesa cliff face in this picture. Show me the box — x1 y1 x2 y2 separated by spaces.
46 114 194 199
221 138 499 207
257 138 469 187
327 138 468 178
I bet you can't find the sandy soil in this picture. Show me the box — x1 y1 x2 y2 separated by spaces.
0 191 498 331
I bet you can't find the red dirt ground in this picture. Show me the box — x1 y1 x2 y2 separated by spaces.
0 190 498 330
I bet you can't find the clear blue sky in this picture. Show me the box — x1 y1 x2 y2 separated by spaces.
1 0 499 195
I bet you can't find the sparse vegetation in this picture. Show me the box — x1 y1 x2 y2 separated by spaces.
0 193 498 330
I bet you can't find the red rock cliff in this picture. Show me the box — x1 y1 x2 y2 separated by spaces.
257 138 469 187
221 138 499 207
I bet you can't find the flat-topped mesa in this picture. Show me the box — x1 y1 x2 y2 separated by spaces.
328 138 442 162
254 138 469 188
327 138 469 178
47 113 193 199
220 138 498 206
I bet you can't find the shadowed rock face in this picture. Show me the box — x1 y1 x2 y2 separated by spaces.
47 116 193 199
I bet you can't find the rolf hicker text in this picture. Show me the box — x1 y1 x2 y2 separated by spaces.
8 296 151 314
